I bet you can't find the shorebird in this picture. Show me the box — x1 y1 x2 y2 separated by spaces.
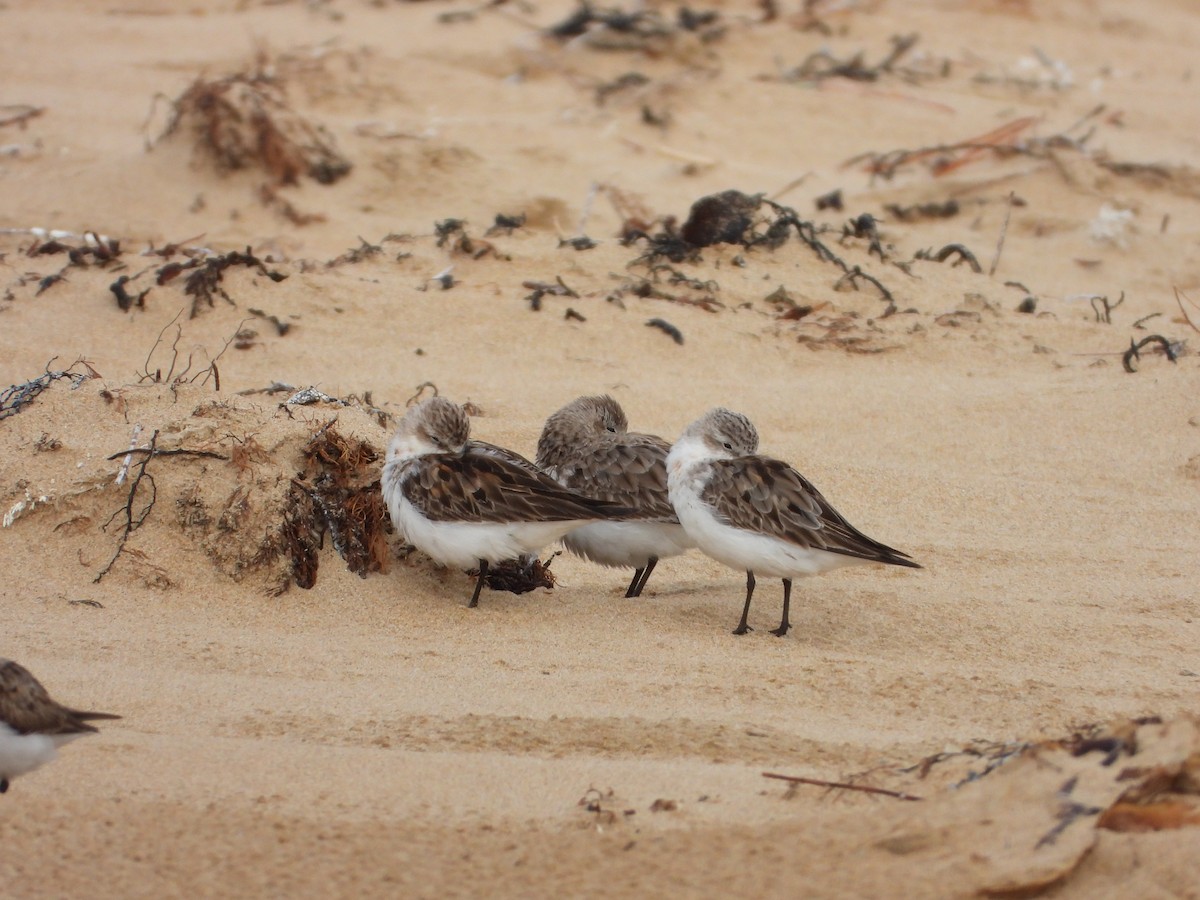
667 408 920 636
537 395 693 597
382 397 633 607
0 658 120 793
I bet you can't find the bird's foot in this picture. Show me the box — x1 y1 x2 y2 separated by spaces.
769 624 791 638
732 624 753 636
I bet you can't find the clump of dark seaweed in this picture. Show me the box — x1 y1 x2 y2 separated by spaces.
285 419 389 589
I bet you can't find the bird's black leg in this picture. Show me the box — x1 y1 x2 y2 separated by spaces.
733 571 755 635
0 777 8 793
624 567 645 598
771 578 792 637
628 557 659 598
468 560 489 608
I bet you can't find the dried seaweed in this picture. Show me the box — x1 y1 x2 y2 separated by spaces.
844 106 1108 182
434 218 502 260
183 248 287 318
913 243 983 273
524 277 579 311
1122 335 1181 373
480 554 558 594
884 199 959 222
544 1 724 50
284 419 389 587
646 318 684 343
774 33 936 85
150 69 351 186
680 190 763 247
0 360 99 422
0 104 45 130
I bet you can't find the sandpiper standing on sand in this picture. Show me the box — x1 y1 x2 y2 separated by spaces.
382 397 633 607
667 408 920 636
537 395 693 597
0 658 120 794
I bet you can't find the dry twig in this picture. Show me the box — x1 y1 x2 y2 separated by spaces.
95 430 160 583
762 772 922 802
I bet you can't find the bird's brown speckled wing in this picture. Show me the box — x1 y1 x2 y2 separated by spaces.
401 448 630 524
0 659 120 736
701 456 919 566
554 434 677 522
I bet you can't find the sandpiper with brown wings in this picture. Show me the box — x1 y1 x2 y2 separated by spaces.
382 397 634 607
667 408 920 636
537 395 694 598
0 658 120 794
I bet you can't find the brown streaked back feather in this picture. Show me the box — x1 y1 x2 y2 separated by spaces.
701 456 920 567
553 433 678 522
0 659 121 736
537 395 677 521
401 446 632 524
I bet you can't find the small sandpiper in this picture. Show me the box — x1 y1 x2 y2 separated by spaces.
382 397 633 607
0 658 120 794
667 408 920 636
537 395 693 597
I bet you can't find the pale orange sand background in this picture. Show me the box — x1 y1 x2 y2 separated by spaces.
2 1 1199 896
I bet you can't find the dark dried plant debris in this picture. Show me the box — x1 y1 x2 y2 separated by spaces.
152 69 351 186
776 33 938 85
646 317 683 344
183 248 287 318
595 72 650 105
260 183 327 226
26 232 122 266
479 553 559 595
0 360 99 422
841 213 887 260
524 277 579 311
248 307 292 336
681 189 764 247
0 104 45 129
111 275 151 312
884 199 960 222
486 213 526 236
1090 291 1124 324
845 106 1111 182
137 311 238 391
326 235 386 267
544 1 725 49
618 275 720 312
1123 335 1181 373
285 419 389 587
434 218 502 259
622 190 898 317
559 235 598 251
814 188 843 211
914 243 982 273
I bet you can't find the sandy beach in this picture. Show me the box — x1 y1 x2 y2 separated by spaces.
2 0 1199 896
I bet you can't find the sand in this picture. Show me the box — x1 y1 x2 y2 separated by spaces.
1 0 1199 896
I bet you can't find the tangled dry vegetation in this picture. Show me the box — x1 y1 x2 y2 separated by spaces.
150 62 351 187
1 377 388 595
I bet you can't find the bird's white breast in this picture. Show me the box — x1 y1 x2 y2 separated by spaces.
0 722 59 781
667 436 867 579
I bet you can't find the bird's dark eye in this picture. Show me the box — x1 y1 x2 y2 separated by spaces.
723 442 733 451
606 425 617 433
